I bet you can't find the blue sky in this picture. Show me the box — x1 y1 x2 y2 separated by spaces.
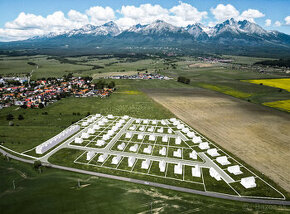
0 0 289 41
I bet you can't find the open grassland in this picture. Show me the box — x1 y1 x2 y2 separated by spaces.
143 87 290 194
222 55 276 65
263 99 290 112
244 78 290 92
0 80 177 153
0 55 93 79
92 71 145 79
2 158 289 214
0 55 167 80
159 61 290 112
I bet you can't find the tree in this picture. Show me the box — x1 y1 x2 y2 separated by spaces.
38 103 44 109
33 160 42 169
177 76 190 84
95 80 106 89
18 114 24 120
20 104 27 109
108 81 115 89
6 114 14 121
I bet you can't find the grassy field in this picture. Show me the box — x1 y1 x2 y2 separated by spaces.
159 60 290 112
1 54 290 211
0 55 93 79
2 158 290 214
222 55 276 65
0 79 181 153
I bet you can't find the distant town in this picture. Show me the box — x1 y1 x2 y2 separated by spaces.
0 75 115 109
104 73 172 80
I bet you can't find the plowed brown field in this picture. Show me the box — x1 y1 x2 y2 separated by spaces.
143 87 290 192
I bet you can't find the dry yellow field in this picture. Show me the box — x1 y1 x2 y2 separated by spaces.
244 78 290 92
188 63 217 68
263 99 290 112
92 71 145 79
143 88 290 193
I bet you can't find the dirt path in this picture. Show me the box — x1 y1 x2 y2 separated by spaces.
143 88 290 193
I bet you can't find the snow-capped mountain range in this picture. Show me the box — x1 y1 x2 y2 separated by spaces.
34 18 288 42
2 18 290 56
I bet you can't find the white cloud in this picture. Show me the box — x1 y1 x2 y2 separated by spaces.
5 12 46 29
169 2 207 23
210 4 265 23
0 6 115 41
117 2 207 29
117 4 169 29
265 19 271 27
274 21 281 27
68 10 89 23
0 2 273 42
210 4 240 22
86 6 115 25
240 9 265 22
285 16 290 25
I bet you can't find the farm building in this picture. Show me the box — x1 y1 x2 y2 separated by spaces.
141 159 150 169
192 165 201 177
175 137 181 145
216 156 231 165
129 144 138 152
173 149 182 158
117 142 125 150
143 145 152 154
74 137 83 144
228 165 243 175
159 160 166 172
207 148 220 157
149 135 156 141
209 167 221 181
128 157 136 167
174 163 182 174
199 142 209 150
241 176 256 189
159 147 166 156
112 155 122 165
98 153 108 163
189 150 197 159
96 140 105 146
86 151 95 161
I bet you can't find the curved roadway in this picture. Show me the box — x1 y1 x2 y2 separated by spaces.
1 148 290 206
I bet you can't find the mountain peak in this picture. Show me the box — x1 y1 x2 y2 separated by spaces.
103 21 117 27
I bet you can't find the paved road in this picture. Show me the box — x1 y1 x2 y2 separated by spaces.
65 117 234 183
1 147 290 206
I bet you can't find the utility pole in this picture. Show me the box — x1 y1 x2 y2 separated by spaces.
78 179 80 188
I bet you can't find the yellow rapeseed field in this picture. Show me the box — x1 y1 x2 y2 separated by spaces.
243 78 290 92
263 99 290 112
119 90 142 95
198 83 252 98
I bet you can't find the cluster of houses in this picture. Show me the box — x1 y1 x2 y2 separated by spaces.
106 73 171 80
59 113 257 190
0 76 114 109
